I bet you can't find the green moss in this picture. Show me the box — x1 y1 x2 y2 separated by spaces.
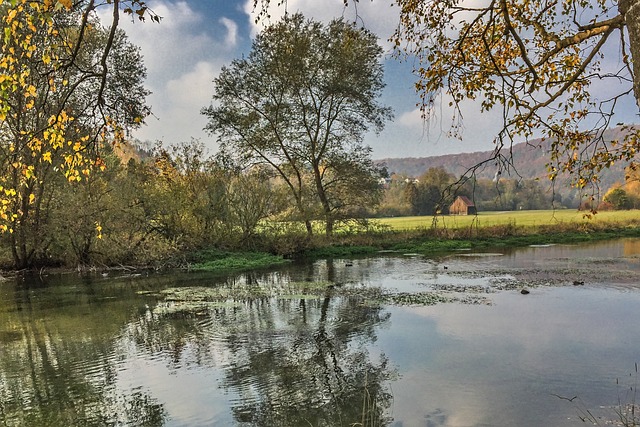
188 249 289 273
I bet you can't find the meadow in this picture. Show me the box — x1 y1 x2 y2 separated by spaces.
375 209 640 231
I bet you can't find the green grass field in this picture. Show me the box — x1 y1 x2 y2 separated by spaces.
375 209 640 231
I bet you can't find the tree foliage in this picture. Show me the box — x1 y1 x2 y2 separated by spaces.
254 1 640 193
603 187 631 209
203 13 392 236
404 167 456 215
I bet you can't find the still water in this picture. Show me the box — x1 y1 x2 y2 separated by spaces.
1 239 640 426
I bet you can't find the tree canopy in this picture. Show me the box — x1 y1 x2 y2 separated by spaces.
0 0 158 236
0 0 156 266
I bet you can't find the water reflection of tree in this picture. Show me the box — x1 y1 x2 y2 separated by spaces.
0 277 167 426
126 262 396 426
1 263 397 426
223 295 395 426
129 269 396 426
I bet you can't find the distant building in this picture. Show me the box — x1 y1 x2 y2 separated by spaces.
449 195 477 215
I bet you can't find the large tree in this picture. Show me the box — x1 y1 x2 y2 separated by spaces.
203 13 392 236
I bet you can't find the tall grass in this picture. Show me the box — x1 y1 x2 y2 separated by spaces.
558 363 639 427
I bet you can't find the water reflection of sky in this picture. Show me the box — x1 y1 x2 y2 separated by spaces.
376 287 640 427
116 356 232 425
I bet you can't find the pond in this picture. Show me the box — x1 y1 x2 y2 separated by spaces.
1 238 640 426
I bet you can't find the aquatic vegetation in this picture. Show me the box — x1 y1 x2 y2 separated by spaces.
152 280 462 311
557 363 640 427
380 292 450 306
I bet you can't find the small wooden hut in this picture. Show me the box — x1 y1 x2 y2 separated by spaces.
449 195 477 215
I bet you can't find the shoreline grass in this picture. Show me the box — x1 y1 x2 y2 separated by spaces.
5 210 640 274
186 249 290 273
302 209 640 258
184 210 640 269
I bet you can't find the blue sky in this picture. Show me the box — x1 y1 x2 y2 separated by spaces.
105 0 505 160
107 0 637 160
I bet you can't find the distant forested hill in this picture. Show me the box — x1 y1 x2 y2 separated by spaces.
377 127 633 206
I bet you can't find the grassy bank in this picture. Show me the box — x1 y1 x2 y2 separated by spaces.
5 210 640 274
186 249 290 273
302 209 640 258
185 210 640 270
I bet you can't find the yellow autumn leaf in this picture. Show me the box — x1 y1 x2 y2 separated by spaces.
56 0 72 10
29 193 35 204
6 9 17 23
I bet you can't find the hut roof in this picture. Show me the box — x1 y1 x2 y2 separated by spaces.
455 195 475 206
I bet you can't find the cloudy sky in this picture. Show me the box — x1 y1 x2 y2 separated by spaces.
101 0 507 160
105 0 636 161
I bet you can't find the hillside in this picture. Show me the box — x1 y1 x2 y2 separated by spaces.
377 127 632 206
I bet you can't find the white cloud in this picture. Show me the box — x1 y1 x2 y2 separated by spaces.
219 17 239 47
95 1 242 148
368 95 502 159
398 109 423 128
166 62 217 107
134 61 219 145
113 1 232 82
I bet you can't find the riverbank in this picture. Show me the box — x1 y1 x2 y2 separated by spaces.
302 216 640 258
3 210 640 275
186 214 640 273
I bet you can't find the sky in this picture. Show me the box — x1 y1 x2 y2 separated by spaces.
104 0 637 161
100 0 505 160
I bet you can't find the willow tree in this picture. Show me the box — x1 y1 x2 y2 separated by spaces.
0 1 156 267
203 13 391 236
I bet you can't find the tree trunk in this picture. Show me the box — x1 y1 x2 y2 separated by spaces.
325 218 334 236
311 162 333 236
621 0 640 108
